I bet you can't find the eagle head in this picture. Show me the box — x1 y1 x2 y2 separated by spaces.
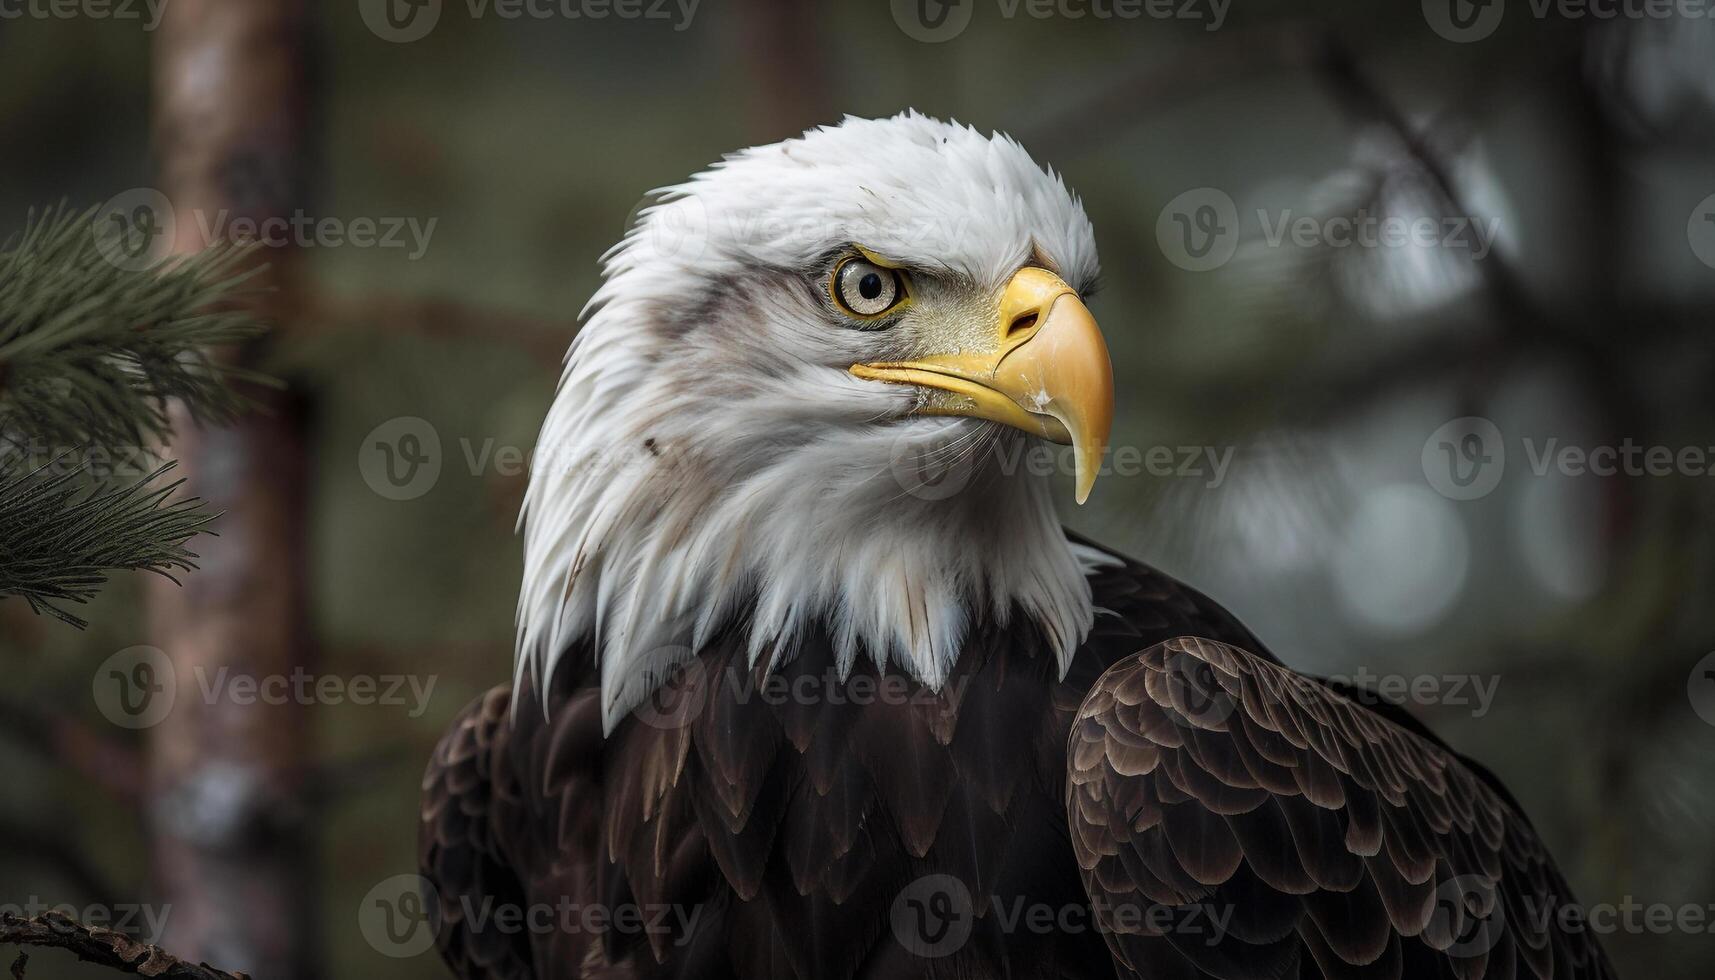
518 111 1115 730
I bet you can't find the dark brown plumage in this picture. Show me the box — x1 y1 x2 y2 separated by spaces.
420 535 1616 979
1066 635 1615 980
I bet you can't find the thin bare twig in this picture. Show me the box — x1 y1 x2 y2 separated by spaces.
1305 38 1649 429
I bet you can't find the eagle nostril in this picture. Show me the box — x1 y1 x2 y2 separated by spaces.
1007 310 1040 337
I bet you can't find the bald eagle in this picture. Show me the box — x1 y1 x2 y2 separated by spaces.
420 113 1615 980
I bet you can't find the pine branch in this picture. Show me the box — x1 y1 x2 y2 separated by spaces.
0 456 216 629
0 203 272 628
0 912 247 980
0 204 268 453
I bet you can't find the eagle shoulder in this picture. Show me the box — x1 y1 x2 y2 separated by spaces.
419 685 537 980
1064 635 1618 980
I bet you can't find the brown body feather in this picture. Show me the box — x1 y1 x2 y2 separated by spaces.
1066 636 1616 980
420 535 1614 979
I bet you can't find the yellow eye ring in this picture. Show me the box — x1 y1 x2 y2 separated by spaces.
830 253 911 320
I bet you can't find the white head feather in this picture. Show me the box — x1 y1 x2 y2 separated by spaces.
517 112 1105 731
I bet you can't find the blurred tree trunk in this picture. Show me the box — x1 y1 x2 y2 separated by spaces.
735 0 832 140
146 1 318 977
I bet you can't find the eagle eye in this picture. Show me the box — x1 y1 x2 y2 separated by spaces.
831 257 908 319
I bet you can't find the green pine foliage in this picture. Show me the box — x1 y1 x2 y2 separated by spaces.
0 457 214 628
0 204 266 448
0 204 270 628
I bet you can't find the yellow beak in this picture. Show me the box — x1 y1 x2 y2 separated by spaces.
849 267 1114 504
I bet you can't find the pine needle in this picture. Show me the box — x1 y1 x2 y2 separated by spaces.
0 456 216 629
0 203 268 452
0 203 271 628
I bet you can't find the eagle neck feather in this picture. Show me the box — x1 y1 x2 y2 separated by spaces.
516 361 1097 733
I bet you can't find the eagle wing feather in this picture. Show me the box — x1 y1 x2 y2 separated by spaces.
1065 635 1618 980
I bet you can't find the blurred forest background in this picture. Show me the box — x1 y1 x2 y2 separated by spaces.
2 0 1713 976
